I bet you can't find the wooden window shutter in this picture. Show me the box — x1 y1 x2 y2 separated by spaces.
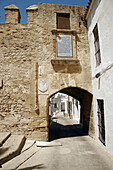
57 13 70 29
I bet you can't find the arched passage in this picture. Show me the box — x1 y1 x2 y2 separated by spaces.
48 87 94 141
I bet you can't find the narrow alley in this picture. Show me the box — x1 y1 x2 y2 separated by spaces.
2 115 113 170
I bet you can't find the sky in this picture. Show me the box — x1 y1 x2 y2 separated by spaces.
0 0 89 23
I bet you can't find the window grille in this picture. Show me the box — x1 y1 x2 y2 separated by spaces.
97 99 105 145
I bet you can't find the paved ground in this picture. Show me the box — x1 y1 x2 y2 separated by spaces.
2 116 113 170
15 136 113 170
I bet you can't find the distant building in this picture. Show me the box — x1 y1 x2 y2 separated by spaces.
49 93 81 123
49 93 68 117
86 0 113 156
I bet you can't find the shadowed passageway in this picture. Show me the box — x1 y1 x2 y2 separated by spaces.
49 87 94 141
49 115 86 141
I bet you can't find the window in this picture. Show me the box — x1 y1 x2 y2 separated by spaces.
61 102 65 112
93 24 101 66
97 99 105 145
68 102 72 117
54 103 57 108
57 13 70 29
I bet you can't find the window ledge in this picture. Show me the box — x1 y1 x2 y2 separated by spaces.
51 59 79 65
51 29 77 35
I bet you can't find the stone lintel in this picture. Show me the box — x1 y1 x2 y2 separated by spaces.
51 59 79 65
51 29 77 35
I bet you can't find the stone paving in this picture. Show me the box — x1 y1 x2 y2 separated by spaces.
2 136 113 170
2 116 113 170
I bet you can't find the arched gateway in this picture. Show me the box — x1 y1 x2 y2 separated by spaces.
48 87 93 140
0 3 94 140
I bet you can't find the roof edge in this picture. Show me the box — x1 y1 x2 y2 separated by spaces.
26 5 38 11
84 0 93 19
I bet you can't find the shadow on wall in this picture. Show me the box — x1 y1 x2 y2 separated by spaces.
51 60 82 73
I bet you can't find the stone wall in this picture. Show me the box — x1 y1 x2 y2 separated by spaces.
0 3 94 140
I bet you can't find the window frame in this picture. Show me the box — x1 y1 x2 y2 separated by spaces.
93 24 101 67
97 99 105 145
56 34 73 58
56 13 70 29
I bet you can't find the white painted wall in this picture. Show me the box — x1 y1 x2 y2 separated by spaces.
72 99 81 123
87 0 113 156
49 93 81 121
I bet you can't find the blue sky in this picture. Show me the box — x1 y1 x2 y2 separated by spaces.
0 0 89 23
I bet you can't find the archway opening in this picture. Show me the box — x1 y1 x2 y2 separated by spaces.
48 87 93 141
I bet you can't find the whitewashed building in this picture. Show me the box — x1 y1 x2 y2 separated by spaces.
49 93 80 123
86 0 113 156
